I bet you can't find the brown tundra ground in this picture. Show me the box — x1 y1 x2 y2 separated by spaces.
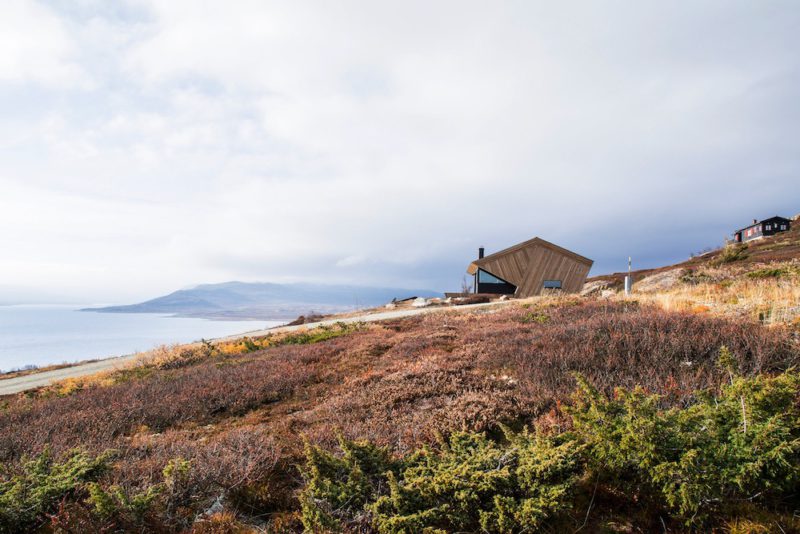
1 296 798 532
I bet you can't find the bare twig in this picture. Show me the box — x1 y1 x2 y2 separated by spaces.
574 475 599 533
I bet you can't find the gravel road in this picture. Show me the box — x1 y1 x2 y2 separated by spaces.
0 300 506 395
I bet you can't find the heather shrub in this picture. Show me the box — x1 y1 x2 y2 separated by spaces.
2 301 799 531
0 448 111 533
0 346 323 460
100 427 283 530
470 301 796 410
129 323 361 374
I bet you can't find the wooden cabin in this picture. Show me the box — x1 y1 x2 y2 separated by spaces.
733 216 791 243
467 237 593 297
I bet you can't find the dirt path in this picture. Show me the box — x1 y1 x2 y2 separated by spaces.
0 300 508 395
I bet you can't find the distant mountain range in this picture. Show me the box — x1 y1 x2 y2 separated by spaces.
82 281 441 321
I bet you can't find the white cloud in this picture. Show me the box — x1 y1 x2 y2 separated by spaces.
1 1 799 301
0 0 84 85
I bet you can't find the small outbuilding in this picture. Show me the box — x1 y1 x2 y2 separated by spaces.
733 216 791 243
466 237 593 298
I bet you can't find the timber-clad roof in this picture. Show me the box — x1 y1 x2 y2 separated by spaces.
467 237 592 275
466 237 593 297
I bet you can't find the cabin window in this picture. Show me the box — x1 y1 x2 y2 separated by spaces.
766 225 771 230
781 224 787 230
543 280 562 289
478 270 506 284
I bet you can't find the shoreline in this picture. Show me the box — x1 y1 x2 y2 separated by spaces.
0 307 281 376
0 299 511 395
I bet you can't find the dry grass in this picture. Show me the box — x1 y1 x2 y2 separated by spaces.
625 260 800 325
591 222 800 290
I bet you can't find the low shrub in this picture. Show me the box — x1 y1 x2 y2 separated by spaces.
301 356 800 531
713 243 749 265
569 351 800 523
280 322 362 346
301 429 582 534
679 268 714 285
3 301 799 531
300 434 398 532
372 430 582 534
747 266 793 279
516 311 549 324
86 480 161 524
0 448 112 533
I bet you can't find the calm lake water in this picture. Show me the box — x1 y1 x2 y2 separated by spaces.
0 305 280 372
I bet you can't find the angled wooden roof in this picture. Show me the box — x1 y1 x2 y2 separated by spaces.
467 237 593 275
466 237 593 297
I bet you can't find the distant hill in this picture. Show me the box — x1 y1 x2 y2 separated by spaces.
83 282 441 320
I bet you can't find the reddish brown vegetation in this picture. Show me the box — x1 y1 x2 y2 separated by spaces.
1 300 797 530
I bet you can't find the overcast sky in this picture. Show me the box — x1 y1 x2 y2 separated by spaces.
1 1 799 303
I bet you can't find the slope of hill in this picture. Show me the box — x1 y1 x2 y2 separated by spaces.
588 221 800 325
2 226 800 532
590 219 800 288
83 281 441 320
2 294 800 532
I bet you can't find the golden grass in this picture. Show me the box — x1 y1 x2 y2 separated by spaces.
623 261 800 325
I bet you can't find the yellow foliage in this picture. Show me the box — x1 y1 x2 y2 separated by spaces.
724 518 771 534
626 261 800 325
56 378 84 396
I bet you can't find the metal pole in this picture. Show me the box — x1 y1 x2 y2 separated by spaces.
624 257 632 296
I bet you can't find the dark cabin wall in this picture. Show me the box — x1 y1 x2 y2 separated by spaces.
739 217 791 242
762 217 791 236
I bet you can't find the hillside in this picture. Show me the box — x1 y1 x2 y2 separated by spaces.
2 293 800 531
590 219 800 288
83 281 441 320
587 221 800 325
2 230 800 532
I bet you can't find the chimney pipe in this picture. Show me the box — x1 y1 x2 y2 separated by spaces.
753 219 758 225
478 247 484 259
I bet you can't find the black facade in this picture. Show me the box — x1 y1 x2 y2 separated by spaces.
733 216 791 243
